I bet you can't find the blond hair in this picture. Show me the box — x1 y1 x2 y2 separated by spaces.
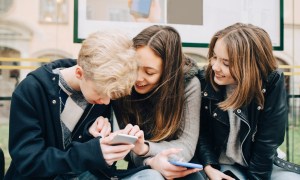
77 30 138 99
207 23 277 110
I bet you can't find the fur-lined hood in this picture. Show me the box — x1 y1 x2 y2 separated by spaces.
184 55 199 83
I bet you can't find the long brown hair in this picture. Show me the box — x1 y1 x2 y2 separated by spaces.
206 23 278 110
114 25 187 142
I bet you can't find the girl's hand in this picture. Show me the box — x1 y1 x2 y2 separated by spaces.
204 165 235 180
147 148 200 179
89 116 111 137
100 132 134 165
121 124 148 156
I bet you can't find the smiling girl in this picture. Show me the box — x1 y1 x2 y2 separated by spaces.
112 25 203 179
196 23 300 180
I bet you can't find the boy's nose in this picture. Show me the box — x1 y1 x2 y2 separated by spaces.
97 96 110 105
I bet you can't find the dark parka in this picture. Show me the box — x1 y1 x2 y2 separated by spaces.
196 69 287 180
5 59 112 179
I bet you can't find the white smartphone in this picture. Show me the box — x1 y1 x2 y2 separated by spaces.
130 0 152 18
168 160 203 169
110 134 138 145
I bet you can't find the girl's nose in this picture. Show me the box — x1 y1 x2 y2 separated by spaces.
136 69 144 82
212 59 221 71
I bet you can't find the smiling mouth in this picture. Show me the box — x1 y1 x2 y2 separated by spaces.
136 83 147 87
215 74 225 78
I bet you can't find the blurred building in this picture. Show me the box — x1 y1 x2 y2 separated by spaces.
0 0 299 124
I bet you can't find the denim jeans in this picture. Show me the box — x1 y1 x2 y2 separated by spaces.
122 169 164 180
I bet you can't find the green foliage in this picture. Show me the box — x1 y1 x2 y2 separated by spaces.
279 125 300 164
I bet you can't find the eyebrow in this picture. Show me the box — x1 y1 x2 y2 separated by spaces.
213 51 229 61
140 65 159 72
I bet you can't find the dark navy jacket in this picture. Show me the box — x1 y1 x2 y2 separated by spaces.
196 69 287 180
5 59 111 179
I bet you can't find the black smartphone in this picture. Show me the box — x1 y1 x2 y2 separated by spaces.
223 170 240 180
130 0 152 18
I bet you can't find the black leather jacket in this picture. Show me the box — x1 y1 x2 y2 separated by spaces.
196 69 288 180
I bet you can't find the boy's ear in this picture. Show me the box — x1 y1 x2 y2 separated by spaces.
75 66 84 79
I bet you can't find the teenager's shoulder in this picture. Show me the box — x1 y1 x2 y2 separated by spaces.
185 77 201 95
196 67 206 81
264 69 285 92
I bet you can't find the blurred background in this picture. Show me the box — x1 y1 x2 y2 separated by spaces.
0 0 299 174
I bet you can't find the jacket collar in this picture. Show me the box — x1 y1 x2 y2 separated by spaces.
28 59 77 98
202 82 225 101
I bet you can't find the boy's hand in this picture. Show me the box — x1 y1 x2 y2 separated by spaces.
100 132 135 165
147 148 200 179
89 116 111 137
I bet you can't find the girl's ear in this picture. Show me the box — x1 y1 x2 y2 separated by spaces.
75 65 84 79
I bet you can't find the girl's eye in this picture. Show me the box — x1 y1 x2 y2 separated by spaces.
146 72 155 75
223 60 230 67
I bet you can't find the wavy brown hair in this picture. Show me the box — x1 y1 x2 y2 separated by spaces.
206 23 278 110
114 25 188 142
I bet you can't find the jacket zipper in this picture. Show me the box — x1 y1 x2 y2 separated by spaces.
236 112 250 166
252 125 258 142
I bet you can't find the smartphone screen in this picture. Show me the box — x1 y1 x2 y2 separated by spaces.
130 0 152 18
168 160 203 169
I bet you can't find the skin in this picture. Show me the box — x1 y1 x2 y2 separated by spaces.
92 124 145 166
134 46 162 95
147 149 200 180
211 38 236 86
60 65 111 105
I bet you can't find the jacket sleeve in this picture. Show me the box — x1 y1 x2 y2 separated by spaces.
247 72 287 179
9 89 110 178
131 77 201 166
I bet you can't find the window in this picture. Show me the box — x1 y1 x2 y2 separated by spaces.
0 0 13 15
39 0 68 23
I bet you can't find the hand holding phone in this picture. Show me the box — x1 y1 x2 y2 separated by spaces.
110 134 138 145
168 160 203 169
